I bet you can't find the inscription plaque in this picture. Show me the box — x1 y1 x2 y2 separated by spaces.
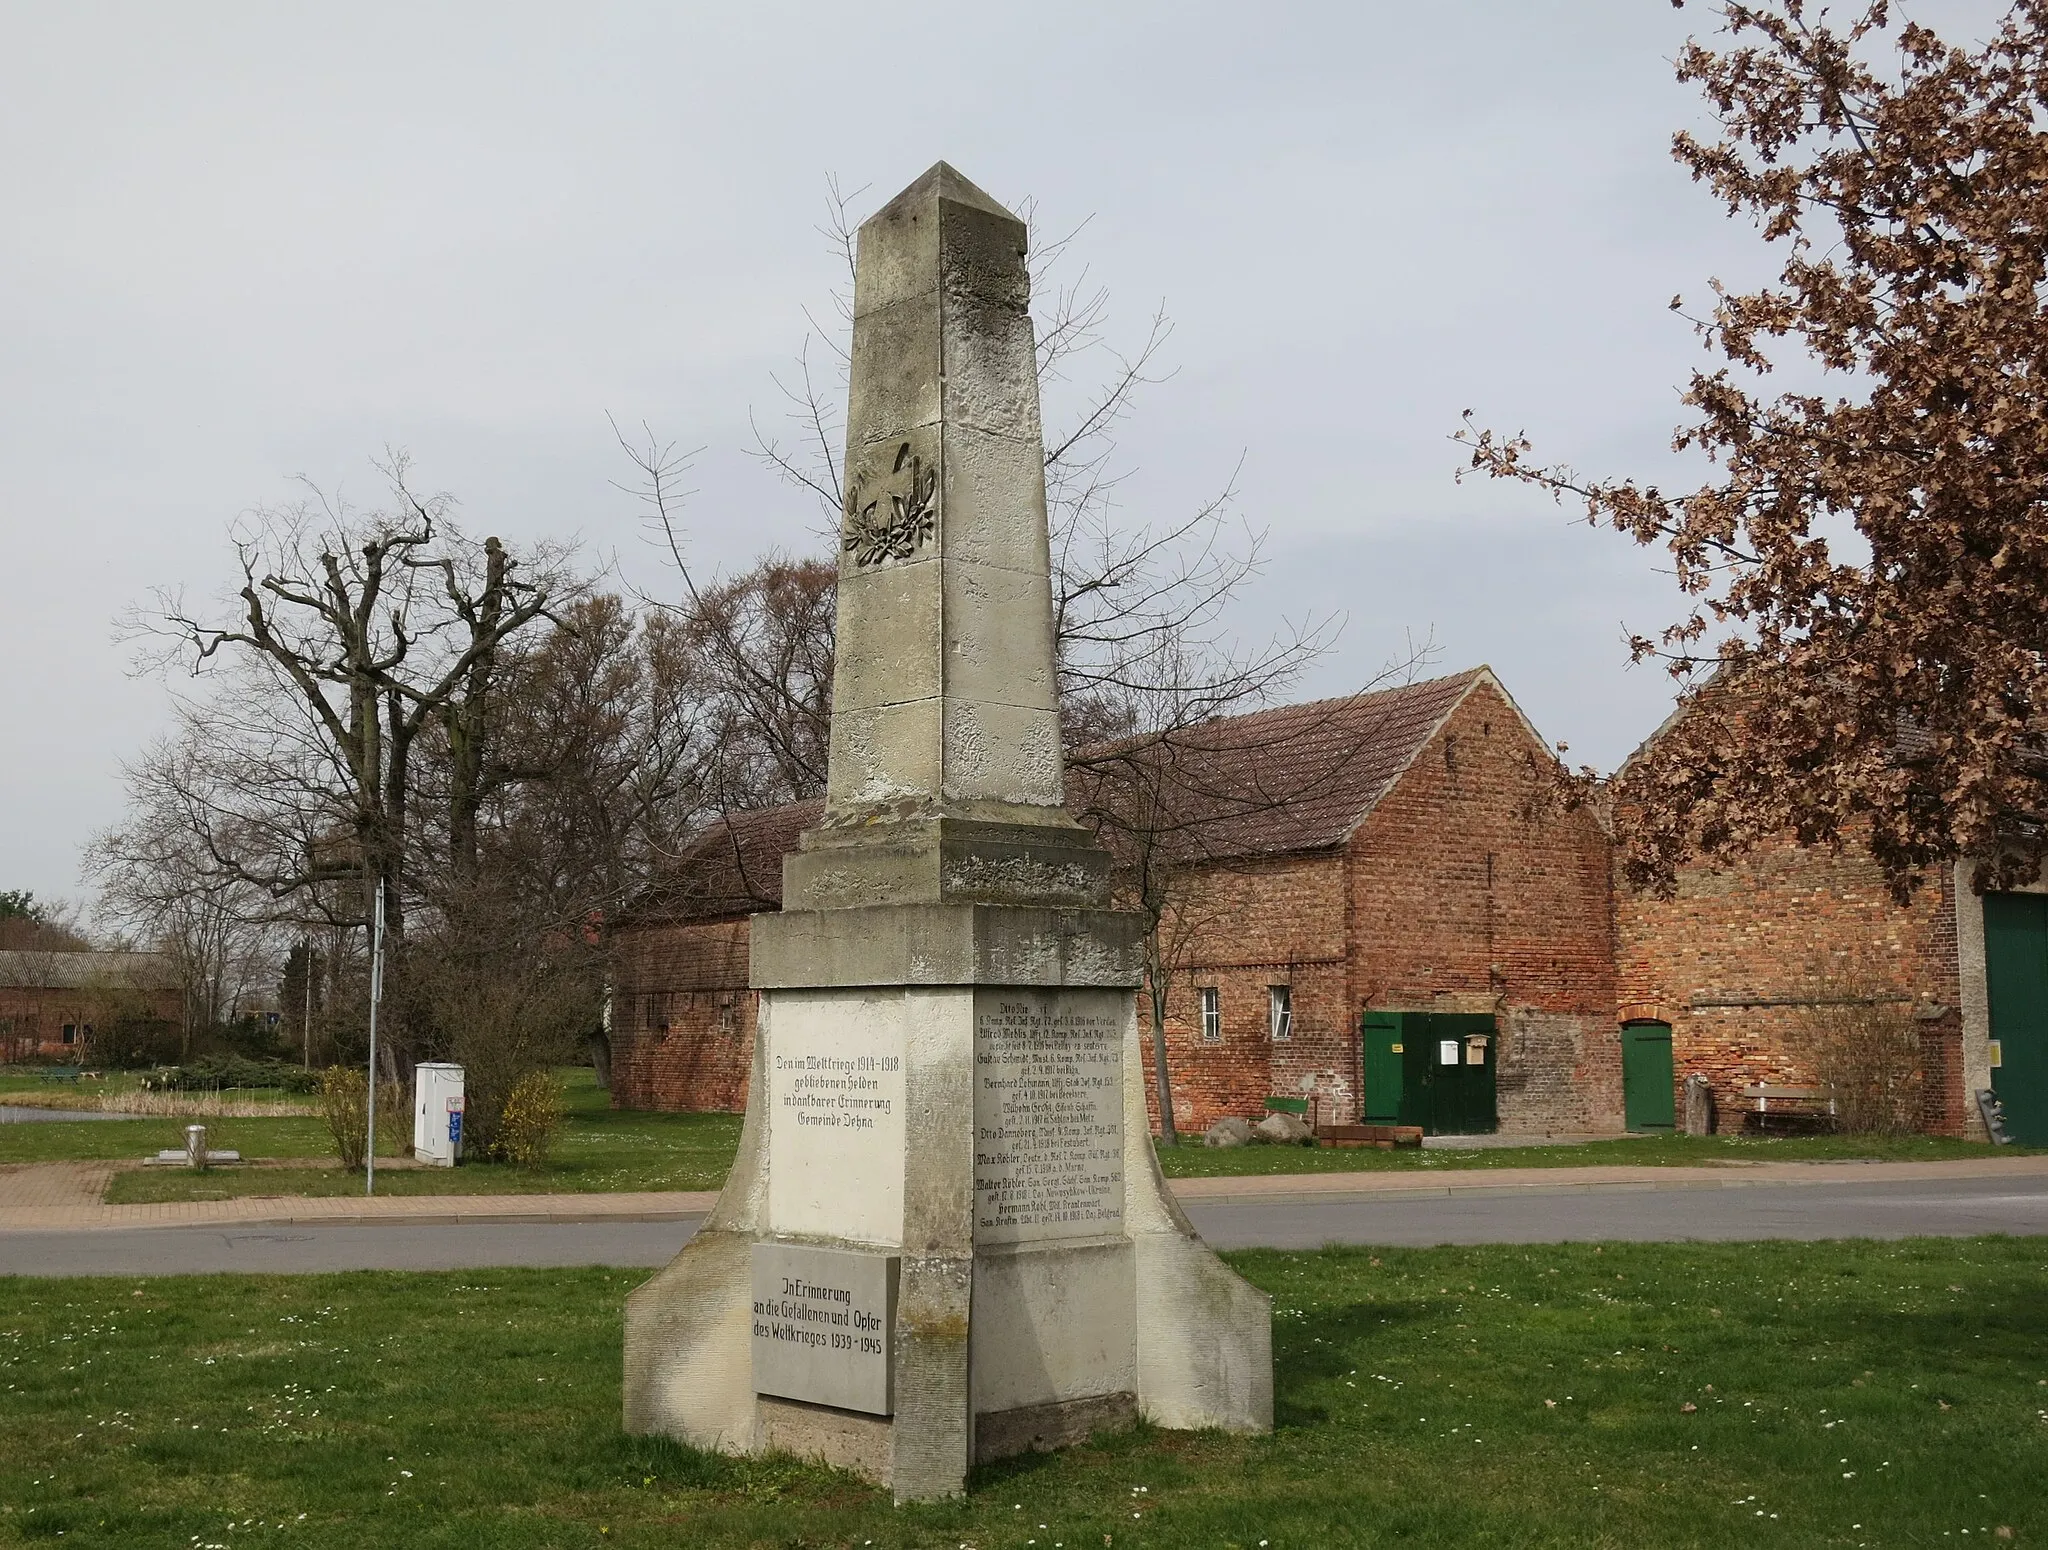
766 992 906 1244
751 1242 899 1415
973 989 1125 1245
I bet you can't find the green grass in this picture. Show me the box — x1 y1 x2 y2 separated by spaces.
1152 1130 2036 1177
77 1071 740 1201
11 1066 2030 1200
2 1237 2043 1547
0 1115 335 1166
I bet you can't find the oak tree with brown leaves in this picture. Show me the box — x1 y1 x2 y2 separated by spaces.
1461 0 2048 899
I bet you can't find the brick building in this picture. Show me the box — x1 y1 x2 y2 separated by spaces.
1612 699 2043 1143
1123 670 1620 1136
0 950 183 1063
607 668 1624 1137
609 802 819 1114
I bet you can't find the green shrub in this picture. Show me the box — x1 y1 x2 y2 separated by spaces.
495 1070 563 1167
84 1016 180 1069
142 1057 319 1095
317 1067 406 1167
319 1067 369 1169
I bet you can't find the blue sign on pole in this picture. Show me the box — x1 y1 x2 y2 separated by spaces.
448 1111 463 1147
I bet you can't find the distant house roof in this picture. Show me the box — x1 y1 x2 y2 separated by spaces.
622 670 1510 927
0 950 182 993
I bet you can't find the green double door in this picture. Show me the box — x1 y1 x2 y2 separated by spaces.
1982 893 2048 1144
1361 1011 1497 1135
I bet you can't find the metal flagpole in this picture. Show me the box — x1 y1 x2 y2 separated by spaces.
366 879 385 1197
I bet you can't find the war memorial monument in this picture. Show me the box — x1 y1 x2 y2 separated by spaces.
623 162 1272 1503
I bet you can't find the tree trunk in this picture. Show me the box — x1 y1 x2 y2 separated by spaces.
1146 961 1178 1149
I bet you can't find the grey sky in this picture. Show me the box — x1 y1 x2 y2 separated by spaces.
0 1 1998 907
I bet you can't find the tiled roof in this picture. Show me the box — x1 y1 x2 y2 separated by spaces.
627 800 824 923
1066 669 1487 862
0 950 182 992
622 671 1492 922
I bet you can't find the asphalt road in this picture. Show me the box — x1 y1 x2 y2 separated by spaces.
4 1174 2046 1276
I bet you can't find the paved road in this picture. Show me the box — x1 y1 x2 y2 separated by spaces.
1183 1172 2048 1249
4 1173 2045 1276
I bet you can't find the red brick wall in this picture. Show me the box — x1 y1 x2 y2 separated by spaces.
1139 854 1350 1134
1615 831 1963 1134
608 918 755 1113
0 984 183 1061
1345 682 1622 1134
1141 681 1622 1138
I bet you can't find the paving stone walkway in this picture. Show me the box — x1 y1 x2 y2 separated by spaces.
0 1162 121 1213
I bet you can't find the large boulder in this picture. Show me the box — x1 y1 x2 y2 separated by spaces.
1203 1116 1256 1148
1253 1111 1315 1146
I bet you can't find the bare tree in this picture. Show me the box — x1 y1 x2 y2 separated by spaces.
128 456 581 1069
85 732 282 1055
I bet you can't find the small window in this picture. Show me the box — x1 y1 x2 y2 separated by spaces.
61 1024 76 1046
1199 988 1221 1043
1269 986 1293 1042
717 996 736 1033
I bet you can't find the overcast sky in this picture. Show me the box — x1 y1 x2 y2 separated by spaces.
0 1 2001 908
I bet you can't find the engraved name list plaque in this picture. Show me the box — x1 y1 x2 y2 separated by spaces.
972 988 1125 1246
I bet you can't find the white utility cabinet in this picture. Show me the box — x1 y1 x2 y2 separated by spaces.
414 1062 466 1166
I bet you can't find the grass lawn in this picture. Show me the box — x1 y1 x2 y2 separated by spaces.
1151 1130 2040 1177
11 1065 2031 1202
0 1115 336 1166
2 1237 2043 1548
91 1072 740 1202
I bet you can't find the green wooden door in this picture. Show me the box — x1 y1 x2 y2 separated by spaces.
1362 1011 1405 1124
1983 894 2048 1145
1621 1021 1676 1133
1418 1013 1498 1135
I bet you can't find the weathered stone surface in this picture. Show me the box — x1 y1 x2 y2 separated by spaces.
824 161 1064 836
1204 1116 1255 1148
975 1390 1138 1464
782 815 1111 915
1253 1111 1314 1145
1684 1072 1715 1136
751 901 1140 990
624 162 1271 1505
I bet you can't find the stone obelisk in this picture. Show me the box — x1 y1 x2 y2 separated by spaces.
623 162 1271 1503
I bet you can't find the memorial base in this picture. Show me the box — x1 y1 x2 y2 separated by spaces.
622 900 1272 1502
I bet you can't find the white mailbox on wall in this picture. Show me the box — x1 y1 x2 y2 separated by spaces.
414 1062 465 1167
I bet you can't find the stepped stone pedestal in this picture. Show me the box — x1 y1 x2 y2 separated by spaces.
622 162 1271 1503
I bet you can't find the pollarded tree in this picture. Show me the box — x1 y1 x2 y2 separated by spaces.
133 457 580 1067
1461 1 2048 898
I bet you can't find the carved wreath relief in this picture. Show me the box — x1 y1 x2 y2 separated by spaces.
842 442 937 568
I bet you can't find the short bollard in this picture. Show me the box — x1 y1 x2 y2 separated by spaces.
185 1124 208 1172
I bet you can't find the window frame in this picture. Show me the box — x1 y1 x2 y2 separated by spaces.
1198 987 1222 1043
1269 985 1293 1042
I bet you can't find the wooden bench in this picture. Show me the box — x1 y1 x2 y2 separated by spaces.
1265 1095 1322 1129
1314 1123 1424 1150
1742 1083 1838 1135
38 1066 82 1084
